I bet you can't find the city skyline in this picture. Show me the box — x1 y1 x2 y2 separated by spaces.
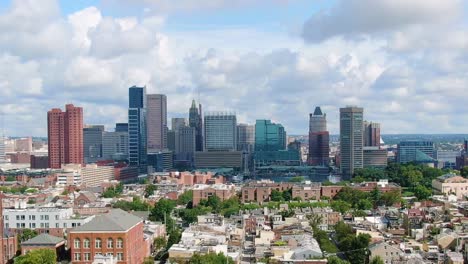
1 0 468 136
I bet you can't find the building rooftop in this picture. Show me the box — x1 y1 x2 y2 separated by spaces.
71 209 142 232
21 233 65 246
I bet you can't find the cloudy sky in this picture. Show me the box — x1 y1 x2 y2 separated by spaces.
1 0 468 136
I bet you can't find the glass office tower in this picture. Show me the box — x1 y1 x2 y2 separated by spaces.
128 86 147 173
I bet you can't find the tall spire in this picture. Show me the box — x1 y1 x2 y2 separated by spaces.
191 99 197 109
313 106 323 116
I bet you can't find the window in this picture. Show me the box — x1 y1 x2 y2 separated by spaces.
55 215 59 220
117 253 123 261
83 238 90 248
63 223 67 228
116 238 123 248
21 215 25 220
74 253 81 261
31 215 35 220
95 238 102 248
4 215 8 220
107 238 114 248
74 238 80 249
16 216 19 220
44 215 49 220
84 253 91 261
55 223 59 228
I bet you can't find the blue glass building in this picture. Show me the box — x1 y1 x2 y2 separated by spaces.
128 86 147 173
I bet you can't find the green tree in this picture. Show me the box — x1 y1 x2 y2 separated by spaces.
369 256 384 264
356 199 373 210
144 184 157 198
380 190 402 206
282 188 292 201
327 256 351 264
413 185 432 200
334 187 368 207
166 229 182 250
150 199 176 222
142 256 154 264
15 249 56 264
188 252 235 264
271 190 283 202
201 195 221 212
179 206 211 224
154 236 167 251
5 175 16 181
177 190 193 206
405 169 423 188
331 200 352 214
334 221 353 242
115 183 124 194
19 229 38 242
369 187 381 207
313 227 338 253
113 196 151 211
339 234 371 264
289 176 304 183
461 166 468 178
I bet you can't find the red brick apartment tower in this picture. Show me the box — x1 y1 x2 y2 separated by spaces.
48 104 83 169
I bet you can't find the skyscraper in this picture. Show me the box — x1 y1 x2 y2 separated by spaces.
364 121 381 147
308 107 330 166
254 120 286 151
340 106 364 179
204 112 237 151
189 100 203 151
128 86 147 173
0 136 5 163
172 118 188 131
175 126 196 155
102 131 128 161
47 104 84 169
236 124 255 152
83 125 104 163
147 94 167 152
115 123 128 132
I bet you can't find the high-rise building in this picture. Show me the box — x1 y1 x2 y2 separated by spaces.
340 106 364 179
204 112 237 151
172 118 188 131
14 137 33 152
148 151 174 172
128 86 147 173
236 124 254 152
102 131 128 161
308 107 330 166
115 123 128 132
83 125 104 163
364 121 381 147
167 130 176 152
189 100 203 151
397 140 435 164
47 104 84 169
363 147 388 167
254 120 286 151
175 126 196 155
0 136 5 163
147 94 167 152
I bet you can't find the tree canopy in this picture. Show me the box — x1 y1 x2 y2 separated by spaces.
15 249 56 264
